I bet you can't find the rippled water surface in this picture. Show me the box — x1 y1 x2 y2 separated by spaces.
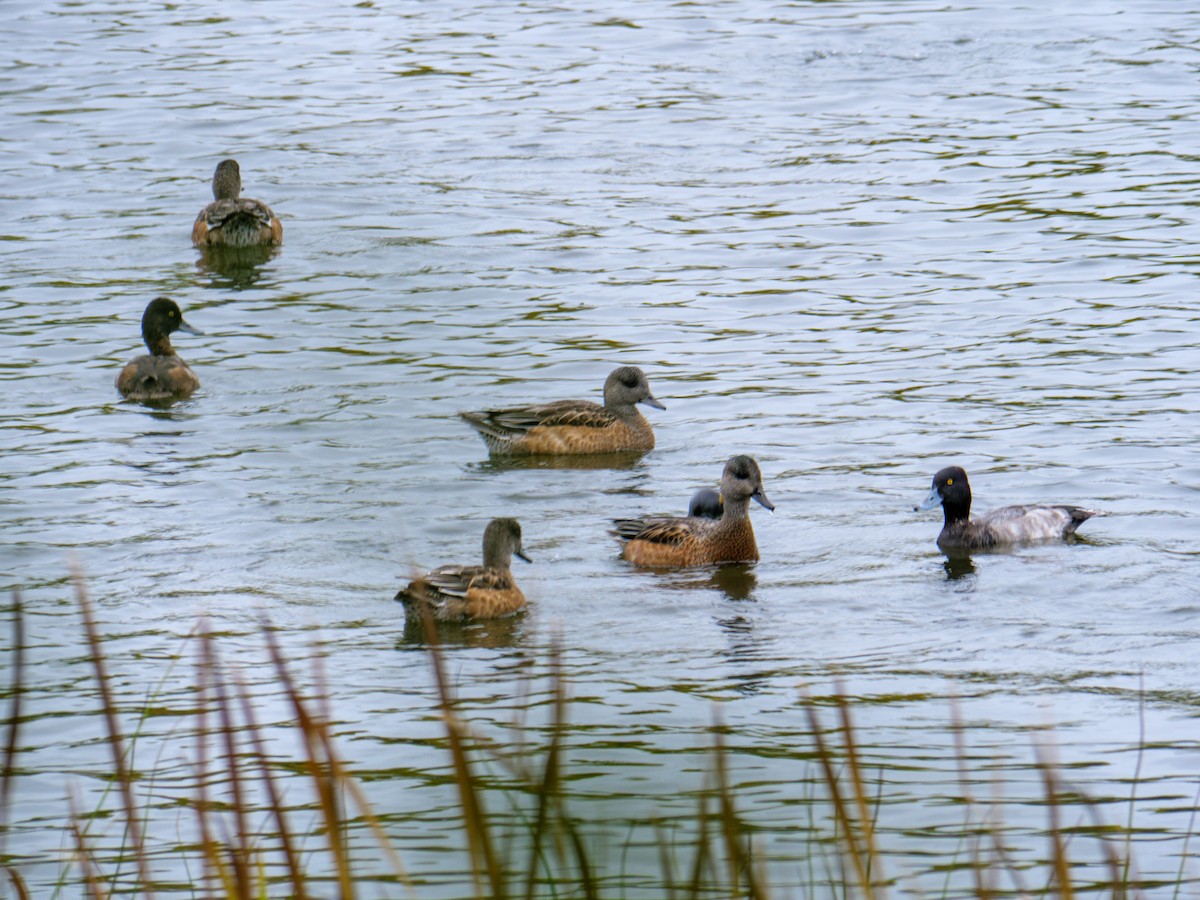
3 0 1199 894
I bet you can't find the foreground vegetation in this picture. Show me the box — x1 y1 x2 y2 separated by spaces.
0 580 1190 898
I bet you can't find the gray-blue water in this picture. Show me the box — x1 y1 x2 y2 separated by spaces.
2 0 1198 894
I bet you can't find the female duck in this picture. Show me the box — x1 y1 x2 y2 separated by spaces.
460 366 665 455
192 159 283 247
917 465 1106 550
116 297 202 402
613 455 774 567
395 518 532 621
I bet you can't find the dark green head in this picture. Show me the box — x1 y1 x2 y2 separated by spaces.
917 465 972 523
141 297 200 352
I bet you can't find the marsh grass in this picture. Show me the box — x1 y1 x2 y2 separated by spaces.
0 582 1184 898
54 576 408 899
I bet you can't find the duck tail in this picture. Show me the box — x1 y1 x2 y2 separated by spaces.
458 409 513 446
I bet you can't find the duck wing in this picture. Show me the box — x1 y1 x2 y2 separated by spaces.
419 564 485 599
611 516 696 546
462 399 614 439
398 564 516 605
977 504 1105 542
198 198 277 230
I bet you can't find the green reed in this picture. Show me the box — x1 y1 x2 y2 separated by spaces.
0 583 1177 898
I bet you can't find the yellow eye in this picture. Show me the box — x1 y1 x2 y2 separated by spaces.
946 478 954 485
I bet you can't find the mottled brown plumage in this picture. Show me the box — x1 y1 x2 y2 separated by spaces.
460 366 665 455
192 159 283 247
395 518 531 621
116 297 202 402
613 456 774 568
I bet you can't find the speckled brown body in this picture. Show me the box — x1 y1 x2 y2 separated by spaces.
396 518 531 621
399 570 527 621
461 367 664 455
613 455 774 569
472 408 655 455
192 159 282 248
619 516 760 567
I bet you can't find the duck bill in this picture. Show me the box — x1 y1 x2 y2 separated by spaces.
752 490 775 512
640 394 666 411
515 549 532 563
916 485 942 511
178 318 203 336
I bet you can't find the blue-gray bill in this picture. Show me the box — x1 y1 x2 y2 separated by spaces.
916 485 941 512
752 489 775 512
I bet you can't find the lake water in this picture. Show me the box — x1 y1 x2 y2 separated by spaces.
2 0 1199 895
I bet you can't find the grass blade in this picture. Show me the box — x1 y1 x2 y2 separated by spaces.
231 665 311 900
73 570 156 898
420 606 507 900
2 866 30 900
804 697 872 898
1036 745 1074 900
67 789 108 900
1 592 26 855
835 693 886 898
204 629 253 898
712 728 766 900
260 627 355 900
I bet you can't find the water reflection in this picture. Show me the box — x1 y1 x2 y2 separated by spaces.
709 563 758 601
943 554 977 582
715 612 770 695
107 401 200 427
656 563 759 601
473 450 650 473
396 610 528 650
195 245 279 288
114 395 197 412
711 567 769 695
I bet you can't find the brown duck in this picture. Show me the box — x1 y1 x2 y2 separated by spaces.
192 159 283 247
460 366 665 455
613 456 774 567
395 518 532 621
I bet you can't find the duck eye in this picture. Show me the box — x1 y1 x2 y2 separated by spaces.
946 478 953 485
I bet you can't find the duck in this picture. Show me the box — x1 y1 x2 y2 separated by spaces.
460 366 665 455
612 455 774 567
395 518 531 621
917 465 1107 550
116 297 202 402
688 488 723 519
191 159 283 247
